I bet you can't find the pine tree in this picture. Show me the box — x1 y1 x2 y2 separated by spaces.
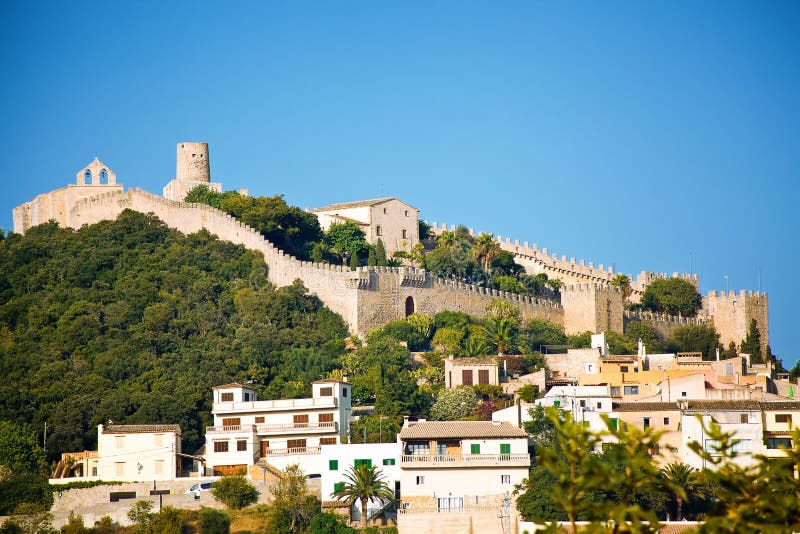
726 341 738 359
375 239 387 266
367 247 377 267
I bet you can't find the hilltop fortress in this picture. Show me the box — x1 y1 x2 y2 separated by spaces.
12 143 768 351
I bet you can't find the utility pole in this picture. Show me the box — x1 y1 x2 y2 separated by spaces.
43 422 47 452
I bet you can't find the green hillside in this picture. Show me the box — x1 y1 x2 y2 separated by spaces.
0 210 348 459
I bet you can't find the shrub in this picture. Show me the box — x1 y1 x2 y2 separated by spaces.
517 384 540 403
147 506 185 534
211 475 258 509
61 511 87 534
309 512 354 534
199 507 230 534
0 472 53 515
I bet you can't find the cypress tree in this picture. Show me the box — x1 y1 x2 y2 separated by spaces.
350 253 359 271
367 247 377 267
376 239 387 266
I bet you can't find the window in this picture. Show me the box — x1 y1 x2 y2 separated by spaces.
383 208 387 214
293 414 309 427
726 363 734 375
586 363 594 373
776 414 793 424
221 392 234 402
681 391 687 397
237 440 247 451
610 387 621 397
436 442 447 455
214 441 229 453
406 443 430 455
329 460 338 470
342 387 348 398
470 444 481 454
255 416 265 424
154 460 164 475
99 169 108 183
438 497 463 511
287 439 307 449
500 443 511 455
596 402 602 409
609 418 619 430
319 413 334 423
334 482 345 493
376 225 382 236
383 458 396 465
732 439 751 453
115 462 125 476
462 369 473 386
553 400 561 407
320 437 337 445
261 441 269 456
767 437 792 449
115 436 125 449
501 475 511 484
320 387 333 397
222 418 241 428
478 369 490 385
623 386 639 395
416 476 425 485
579 400 586 408
664 417 670 425
402 229 408 239
404 210 409 216
740 414 748 424
643 417 650 428
620 366 629 373
91 467 97 476
354 459 372 468
704 439 721 453
244 392 252 401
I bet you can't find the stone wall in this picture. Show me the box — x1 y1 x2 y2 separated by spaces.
624 310 707 340
561 283 624 335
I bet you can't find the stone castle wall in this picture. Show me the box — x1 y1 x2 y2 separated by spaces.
624 310 707 340
704 290 769 354
561 283 624 335
66 189 564 334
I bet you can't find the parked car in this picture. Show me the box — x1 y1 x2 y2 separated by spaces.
185 482 214 494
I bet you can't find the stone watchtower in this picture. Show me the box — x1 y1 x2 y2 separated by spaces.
561 283 624 335
705 290 769 356
162 142 222 202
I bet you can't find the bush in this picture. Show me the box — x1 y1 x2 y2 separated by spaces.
0 472 53 515
309 512 355 534
199 507 230 534
211 475 258 509
61 511 87 534
517 384 540 403
91 516 116 534
147 506 185 534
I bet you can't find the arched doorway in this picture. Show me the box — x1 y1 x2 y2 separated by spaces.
404 296 415 317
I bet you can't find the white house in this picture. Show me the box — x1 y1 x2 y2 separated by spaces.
396 420 529 512
96 424 181 481
311 197 419 254
205 380 352 475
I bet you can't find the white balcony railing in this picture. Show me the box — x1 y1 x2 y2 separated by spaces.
400 453 530 467
206 422 338 434
261 446 322 456
213 397 337 413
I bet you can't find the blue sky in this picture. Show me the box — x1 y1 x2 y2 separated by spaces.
1 1 798 366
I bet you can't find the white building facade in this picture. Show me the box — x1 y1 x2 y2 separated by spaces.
96 424 181 481
205 380 352 475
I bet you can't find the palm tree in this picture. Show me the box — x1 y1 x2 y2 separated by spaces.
611 273 633 302
660 462 699 520
482 316 520 356
332 464 395 530
474 233 502 276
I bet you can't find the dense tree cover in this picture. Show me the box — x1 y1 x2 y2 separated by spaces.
517 406 800 531
641 278 702 316
184 185 323 260
0 211 348 460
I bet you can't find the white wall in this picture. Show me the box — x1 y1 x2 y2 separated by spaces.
96 428 179 481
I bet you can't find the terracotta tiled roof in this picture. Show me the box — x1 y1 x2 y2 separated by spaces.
213 382 253 389
102 424 181 434
614 402 680 412
447 357 497 366
313 197 417 212
324 214 369 226
399 421 527 440
312 378 347 384
614 400 800 412
600 355 637 362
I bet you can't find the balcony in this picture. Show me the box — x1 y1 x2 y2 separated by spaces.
400 453 530 468
206 422 338 435
213 397 337 414
260 446 322 457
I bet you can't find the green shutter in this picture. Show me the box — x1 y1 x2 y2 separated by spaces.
329 459 338 470
470 443 481 454
609 418 618 431
354 459 372 468
553 400 560 407
500 443 511 454
382 458 395 465
334 482 344 493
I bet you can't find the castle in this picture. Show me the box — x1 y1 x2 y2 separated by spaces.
12 143 769 352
